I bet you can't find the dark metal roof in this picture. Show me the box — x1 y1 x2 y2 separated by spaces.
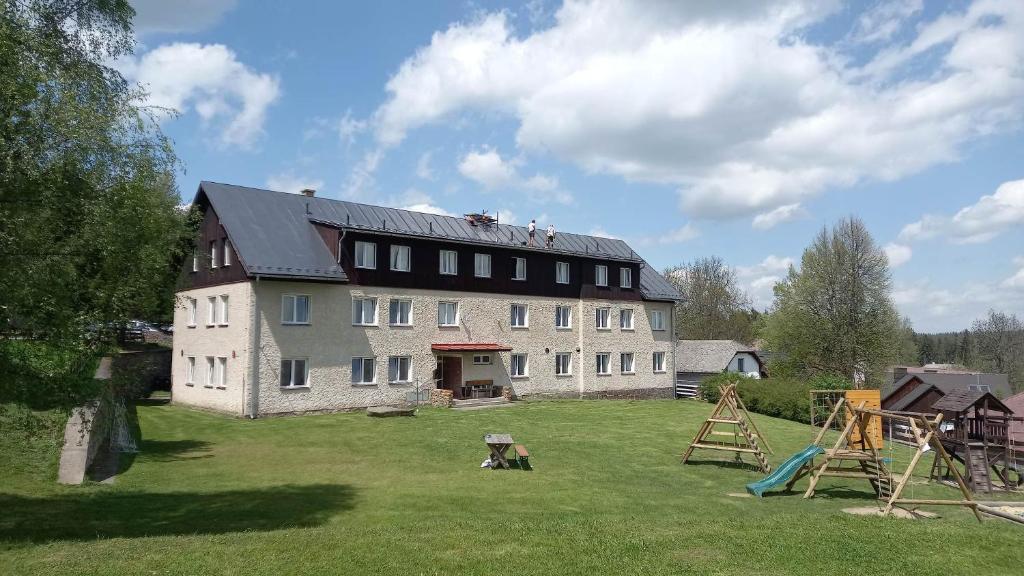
197 181 682 301
884 372 1013 401
886 382 938 412
931 389 1012 414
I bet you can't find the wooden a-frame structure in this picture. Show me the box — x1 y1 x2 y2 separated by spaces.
681 384 773 474
802 400 982 522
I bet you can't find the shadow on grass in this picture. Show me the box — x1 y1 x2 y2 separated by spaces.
116 439 214 477
0 484 355 543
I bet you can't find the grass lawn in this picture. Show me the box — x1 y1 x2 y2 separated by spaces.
1 399 1021 575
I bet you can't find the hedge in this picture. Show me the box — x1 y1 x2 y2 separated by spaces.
698 372 853 425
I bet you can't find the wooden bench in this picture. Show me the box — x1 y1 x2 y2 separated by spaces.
514 444 529 467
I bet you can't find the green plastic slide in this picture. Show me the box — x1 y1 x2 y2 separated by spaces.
745 444 824 497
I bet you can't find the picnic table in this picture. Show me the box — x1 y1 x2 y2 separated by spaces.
484 433 514 469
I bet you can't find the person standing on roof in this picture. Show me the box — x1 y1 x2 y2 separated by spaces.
546 223 555 248
528 219 536 247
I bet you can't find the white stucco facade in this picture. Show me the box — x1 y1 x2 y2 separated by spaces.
726 352 762 377
172 279 676 416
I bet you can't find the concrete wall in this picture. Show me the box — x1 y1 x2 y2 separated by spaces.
171 282 252 414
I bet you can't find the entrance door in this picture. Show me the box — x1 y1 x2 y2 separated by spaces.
434 356 464 398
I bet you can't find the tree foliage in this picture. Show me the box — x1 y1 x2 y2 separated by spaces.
0 0 192 347
760 217 903 386
664 256 759 343
972 310 1024 391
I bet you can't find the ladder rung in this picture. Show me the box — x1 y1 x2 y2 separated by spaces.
708 431 759 437
707 418 740 424
691 443 760 454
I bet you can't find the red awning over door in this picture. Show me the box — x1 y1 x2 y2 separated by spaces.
431 343 512 352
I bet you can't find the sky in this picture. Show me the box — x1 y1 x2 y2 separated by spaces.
123 0 1024 333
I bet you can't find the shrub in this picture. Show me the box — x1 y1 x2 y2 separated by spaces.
697 372 853 425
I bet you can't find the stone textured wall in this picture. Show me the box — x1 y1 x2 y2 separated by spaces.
171 282 252 414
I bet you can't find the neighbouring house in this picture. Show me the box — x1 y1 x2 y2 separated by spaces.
1005 392 1024 447
171 181 682 416
673 340 766 398
882 371 1014 414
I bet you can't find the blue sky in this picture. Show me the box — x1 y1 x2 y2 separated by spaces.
125 0 1024 332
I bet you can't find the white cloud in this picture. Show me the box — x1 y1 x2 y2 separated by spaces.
368 1 1024 220
848 0 922 44
266 173 324 194
457 147 573 204
132 0 237 34
736 255 796 309
883 243 912 268
1003 257 1024 289
900 178 1024 244
119 43 280 149
629 224 701 247
892 276 1024 331
338 110 368 147
752 203 809 230
387 189 454 216
416 151 436 180
588 227 619 239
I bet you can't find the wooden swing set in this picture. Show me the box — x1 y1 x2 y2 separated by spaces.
681 384 773 474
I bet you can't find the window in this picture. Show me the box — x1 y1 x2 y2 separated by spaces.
389 299 412 326
207 296 217 326
205 356 216 386
438 301 459 326
217 295 229 325
595 265 608 287
474 253 492 278
223 240 232 266
282 294 310 324
185 356 195 384
351 357 375 384
210 240 218 268
473 354 492 365
596 307 610 330
390 245 410 272
281 358 308 388
439 250 458 275
388 356 412 383
737 357 746 372
621 352 635 374
620 267 632 288
555 305 572 329
354 241 376 269
510 304 528 328
555 261 570 284
187 298 197 327
653 351 666 373
512 257 527 281
555 353 572 376
596 353 610 375
216 357 227 387
510 353 528 378
651 310 666 331
352 297 378 326
969 384 991 392
620 309 634 330
191 250 198 273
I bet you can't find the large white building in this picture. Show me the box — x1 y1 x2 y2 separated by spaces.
172 182 682 416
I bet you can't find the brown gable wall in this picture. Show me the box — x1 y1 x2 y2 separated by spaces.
179 202 248 290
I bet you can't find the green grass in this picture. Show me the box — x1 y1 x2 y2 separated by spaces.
1 400 1021 575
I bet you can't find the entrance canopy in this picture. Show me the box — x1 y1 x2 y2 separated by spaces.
431 343 512 352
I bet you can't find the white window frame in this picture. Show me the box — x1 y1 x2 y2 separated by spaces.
555 261 570 284
512 257 527 281
187 298 197 327
620 352 635 374
596 307 610 330
473 354 492 365
216 357 227 387
555 305 572 329
620 308 634 330
206 296 217 326
510 303 528 328
439 250 458 275
205 356 215 387
388 356 412 384
223 240 232 267
191 250 198 273
351 357 375 385
474 253 492 278
620 267 632 288
651 310 666 331
282 294 311 325
352 297 378 326
280 358 309 388
217 294 229 326
390 245 411 272
653 351 666 373
737 357 746 373
595 265 608 287
354 241 377 269
388 298 413 326
438 301 459 326
510 353 528 378
596 353 611 375
210 240 218 268
185 356 195 384
555 352 572 376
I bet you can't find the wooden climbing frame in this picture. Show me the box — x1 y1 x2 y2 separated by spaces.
681 384 773 474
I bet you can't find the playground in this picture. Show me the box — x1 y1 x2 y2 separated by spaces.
2 399 1022 575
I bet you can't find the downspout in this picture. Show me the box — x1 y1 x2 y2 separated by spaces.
248 275 262 419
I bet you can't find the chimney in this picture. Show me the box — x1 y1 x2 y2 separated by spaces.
300 188 316 197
